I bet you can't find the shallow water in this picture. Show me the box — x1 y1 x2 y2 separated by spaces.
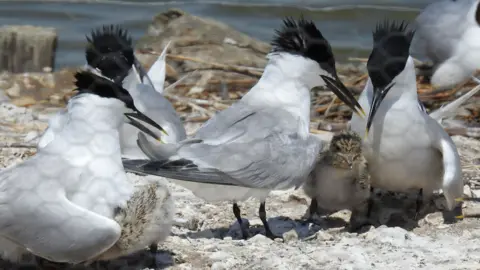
0 0 435 68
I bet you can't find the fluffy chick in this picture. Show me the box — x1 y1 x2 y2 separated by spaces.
303 130 371 231
88 178 174 266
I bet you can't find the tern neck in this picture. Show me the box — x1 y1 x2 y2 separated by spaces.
67 93 126 129
242 53 317 135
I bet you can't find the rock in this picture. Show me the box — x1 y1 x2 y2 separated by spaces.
315 231 334 241
0 67 76 108
5 83 20 97
282 229 298 243
248 234 272 244
0 25 57 73
11 96 36 107
136 8 269 90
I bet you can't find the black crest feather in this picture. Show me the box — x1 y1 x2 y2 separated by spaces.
85 25 134 83
367 19 416 88
271 17 336 76
74 70 134 109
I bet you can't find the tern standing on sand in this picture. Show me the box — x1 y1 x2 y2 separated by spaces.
123 17 365 239
346 20 464 221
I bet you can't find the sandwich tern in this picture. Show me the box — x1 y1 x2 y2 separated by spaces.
38 25 187 158
411 0 480 89
346 19 464 221
122 17 365 239
0 70 164 264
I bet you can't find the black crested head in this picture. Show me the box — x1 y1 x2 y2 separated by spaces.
271 17 337 77
74 70 134 109
85 25 134 83
367 19 415 88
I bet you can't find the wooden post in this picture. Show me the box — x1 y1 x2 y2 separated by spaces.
0 25 57 73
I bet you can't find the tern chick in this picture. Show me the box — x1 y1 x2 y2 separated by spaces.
86 177 174 268
303 131 371 231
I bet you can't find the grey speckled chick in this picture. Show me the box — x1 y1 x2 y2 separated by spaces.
87 179 174 267
303 130 371 231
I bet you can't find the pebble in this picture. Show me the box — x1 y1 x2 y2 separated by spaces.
282 229 298 243
248 234 272 244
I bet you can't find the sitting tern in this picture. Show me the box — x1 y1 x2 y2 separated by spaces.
0 70 165 264
411 0 480 89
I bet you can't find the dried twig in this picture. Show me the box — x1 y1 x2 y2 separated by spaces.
137 49 263 78
0 143 36 148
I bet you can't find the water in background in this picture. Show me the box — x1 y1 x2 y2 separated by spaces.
0 0 435 69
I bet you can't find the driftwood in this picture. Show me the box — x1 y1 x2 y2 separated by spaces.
0 25 57 73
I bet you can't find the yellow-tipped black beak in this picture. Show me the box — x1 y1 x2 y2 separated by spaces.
320 75 366 119
125 111 167 142
365 82 395 137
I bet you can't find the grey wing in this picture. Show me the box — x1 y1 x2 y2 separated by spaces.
133 105 321 189
411 0 474 62
0 164 121 263
194 101 299 143
134 132 322 190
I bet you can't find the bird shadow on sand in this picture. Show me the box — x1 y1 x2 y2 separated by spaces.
352 191 455 232
0 248 175 270
178 215 347 241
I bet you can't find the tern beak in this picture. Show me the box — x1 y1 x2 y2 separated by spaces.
365 82 395 137
125 110 167 142
320 75 366 119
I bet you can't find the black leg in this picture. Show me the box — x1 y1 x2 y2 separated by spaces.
366 187 375 218
146 243 159 269
233 203 249 239
415 189 423 220
259 201 280 240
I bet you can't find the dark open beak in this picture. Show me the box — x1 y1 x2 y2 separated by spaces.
125 110 167 142
365 82 395 137
320 75 366 119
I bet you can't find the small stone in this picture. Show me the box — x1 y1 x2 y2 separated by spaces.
315 231 334 241
49 94 62 105
11 96 36 107
282 229 299 243
223 236 232 241
6 83 20 97
223 37 237 45
248 234 272 243
186 217 201 231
